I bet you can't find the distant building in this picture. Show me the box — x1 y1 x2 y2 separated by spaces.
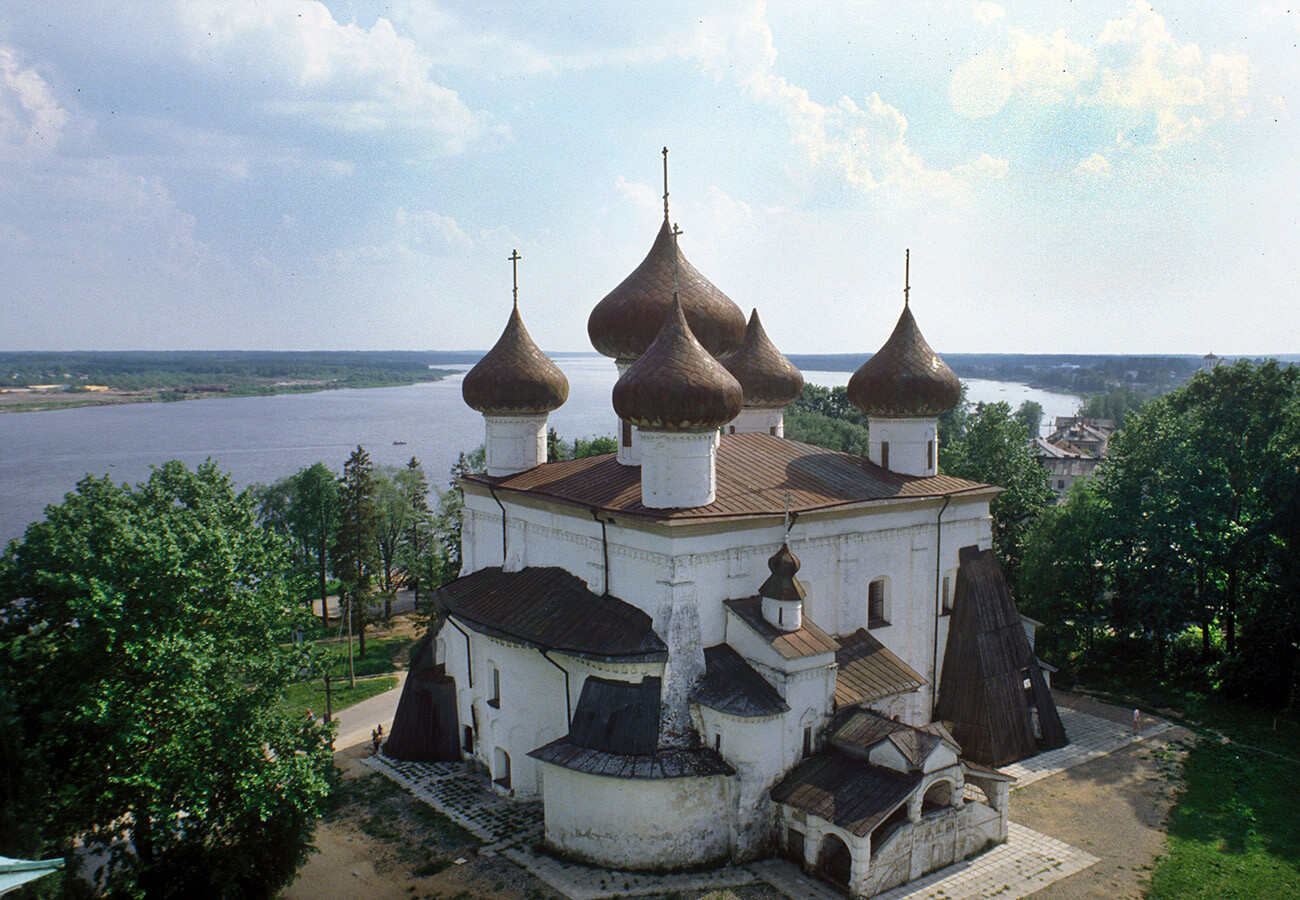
1202 353 1221 373
1035 417 1116 498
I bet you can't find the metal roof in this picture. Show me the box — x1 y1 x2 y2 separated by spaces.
461 305 569 415
834 628 927 706
771 753 920 837
438 567 667 661
529 739 735 780
692 644 790 717
725 596 839 659
848 303 962 418
464 432 995 522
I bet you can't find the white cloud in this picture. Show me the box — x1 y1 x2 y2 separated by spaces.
0 44 70 154
1074 152 1112 177
177 1 499 152
615 175 660 212
971 2 1007 26
690 4 1005 200
952 1 1254 153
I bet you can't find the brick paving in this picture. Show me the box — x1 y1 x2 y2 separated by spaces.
363 705 1172 900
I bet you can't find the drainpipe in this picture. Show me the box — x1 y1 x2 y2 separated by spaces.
447 616 474 687
489 487 507 567
540 650 573 729
932 495 951 719
590 508 611 596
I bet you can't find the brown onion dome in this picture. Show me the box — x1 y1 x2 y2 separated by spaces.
723 309 805 408
612 296 743 431
462 305 569 415
847 304 961 417
759 544 807 602
588 218 747 363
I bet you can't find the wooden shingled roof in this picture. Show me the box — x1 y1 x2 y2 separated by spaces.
692 644 790 718
934 550 1068 767
831 709 946 769
463 432 995 522
437 566 667 662
771 754 920 837
724 596 839 659
834 628 927 707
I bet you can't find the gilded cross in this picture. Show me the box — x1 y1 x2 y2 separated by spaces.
509 249 521 308
904 248 910 306
662 146 670 220
671 222 683 295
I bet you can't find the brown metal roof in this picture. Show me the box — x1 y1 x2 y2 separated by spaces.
529 740 735 780
464 432 994 521
611 296 743 431
725 596 839 659
461 305 569 415
587 216 746 362
848 303 961 418
834 628 927 707
771 753 920 837
692 644 790 717
831 708 947 769
437 566 667 662
723 308 805 408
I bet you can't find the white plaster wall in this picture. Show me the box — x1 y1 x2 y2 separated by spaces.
638 429 719 509
540 765 732 869
867 416 938 477
726 407 784 436
483 413 548 477
694 707 789 860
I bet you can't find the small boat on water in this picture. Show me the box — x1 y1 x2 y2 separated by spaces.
393 440 407 445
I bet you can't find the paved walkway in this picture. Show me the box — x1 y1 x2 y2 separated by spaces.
332 671 406 751
365 704 1173 900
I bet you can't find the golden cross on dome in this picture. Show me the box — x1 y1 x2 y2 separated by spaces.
662 146 670 220
509 249 521 308
671 222 683 296
904 248 911 306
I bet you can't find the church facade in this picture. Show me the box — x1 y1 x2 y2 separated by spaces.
388 158 1058 897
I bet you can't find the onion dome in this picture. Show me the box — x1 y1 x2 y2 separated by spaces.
612 296 743 430
847 303 961 417
724 309 805 408
759 543 807 602
588 218 747 363
462 304 569 415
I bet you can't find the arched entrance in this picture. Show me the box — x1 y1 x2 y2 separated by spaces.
816 833 853 888
921 780 952 814
493 747 511 790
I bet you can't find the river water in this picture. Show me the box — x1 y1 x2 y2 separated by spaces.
0 356 1079 544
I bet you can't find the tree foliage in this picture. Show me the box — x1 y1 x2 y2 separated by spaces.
0 462 334 899
334 446 378 658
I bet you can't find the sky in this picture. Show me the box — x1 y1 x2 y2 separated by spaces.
0 1 1296 355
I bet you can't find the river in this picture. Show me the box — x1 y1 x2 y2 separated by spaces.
0 356 1079 543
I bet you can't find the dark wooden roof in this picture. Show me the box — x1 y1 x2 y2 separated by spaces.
569 677 661 755
461 305 568 415
834 628 927 706
772 753 920 837
529 740 735 780
934 550 1068 767
385 633 460 762
587 216 746 362
830 708 946 769
611 296 743 431
723 308 805 408
464 432 993 522
437 567 667 662
692 644 789 717
848 303 961 418
725 596 839 659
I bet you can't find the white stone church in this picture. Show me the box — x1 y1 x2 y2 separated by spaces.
387 161 1062 898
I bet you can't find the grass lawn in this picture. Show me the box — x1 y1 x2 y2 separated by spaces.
280 674 397 719
318 633 413 679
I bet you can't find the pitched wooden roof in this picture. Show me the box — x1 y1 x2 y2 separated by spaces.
463 432 995 522
933 550 1068 767
692 644 789 717
529 740 735 780
438 566 667 662
725 596 839 659
830 708 949 769
569 676 661 755
772 753 920 837
834 628 927 706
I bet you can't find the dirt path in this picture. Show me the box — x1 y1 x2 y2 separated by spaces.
1011 725 1193 900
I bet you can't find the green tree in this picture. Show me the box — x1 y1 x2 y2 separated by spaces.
372 466 408 614
0 462 334 899
1014 400 1044 439
335 446 378 668
433 447 485 579
943 401 1054 586
286 462 339 627
396 457 436 608
573 435 618 458
546 427 567 462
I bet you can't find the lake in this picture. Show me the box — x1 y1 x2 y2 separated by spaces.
0 356 1080 543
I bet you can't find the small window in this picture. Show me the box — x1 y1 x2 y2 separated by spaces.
927 439 934 470
1057 479 1065 489
729 425 736 434
880 441 890 471
777 607 784 625
770 425 777 435
868 578 889 628
714 733 722 752
941 575 952 614
462 726 474 753
622 419 632 448
488 667 501 708
802 726 813 758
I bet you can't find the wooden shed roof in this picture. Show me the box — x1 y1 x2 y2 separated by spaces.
834 628 927 706
725 596 839 659
772 754 920 837
692 644 790 717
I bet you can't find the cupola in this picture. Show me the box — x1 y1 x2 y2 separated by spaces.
759 543 806 632
590 150 746 465
462 250 569 477
722 308 805 437
847 251 959 477
612 293 742 508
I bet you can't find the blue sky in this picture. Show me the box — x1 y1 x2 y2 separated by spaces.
0 1 1295 354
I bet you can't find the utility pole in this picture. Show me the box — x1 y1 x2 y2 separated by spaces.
345 591 356 688
324 670 333 724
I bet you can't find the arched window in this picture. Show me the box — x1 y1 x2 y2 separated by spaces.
494 747 511 789
922 780 953 814
868 577 890 628
881 441 891 471
488 665 501 708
